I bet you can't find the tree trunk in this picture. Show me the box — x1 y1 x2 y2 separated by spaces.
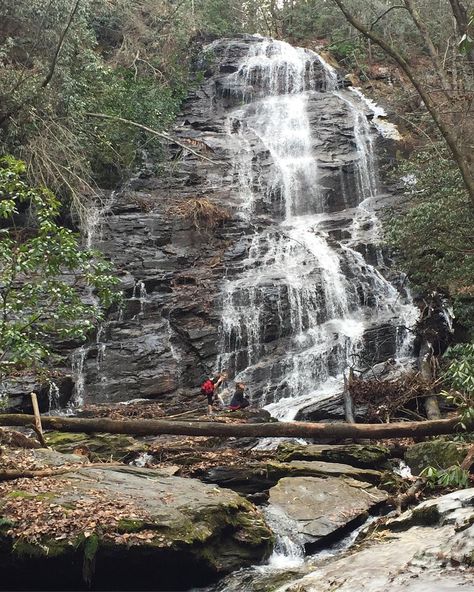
343 368 355 423
448 0 474 74
0 413 469 440
0 467 76 482
461 444 474 471
419 340 441 420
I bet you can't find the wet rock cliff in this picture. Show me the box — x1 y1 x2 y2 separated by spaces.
6 36 416 413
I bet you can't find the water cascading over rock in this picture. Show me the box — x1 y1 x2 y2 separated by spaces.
211 38 416 417
56 36 416 415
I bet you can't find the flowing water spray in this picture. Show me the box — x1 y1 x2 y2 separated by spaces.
70 345 87 409
47 381 60 413
216 38 417 419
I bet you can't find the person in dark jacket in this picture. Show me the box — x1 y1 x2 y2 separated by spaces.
228 382 250 411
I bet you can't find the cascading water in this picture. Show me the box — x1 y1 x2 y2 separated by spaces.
216 38 417 418
70 345 87 409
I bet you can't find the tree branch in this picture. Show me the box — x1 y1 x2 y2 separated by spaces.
330 0 474 207
369 5 407 31
41 0 81 88
84 113 224 166
403 0 451 90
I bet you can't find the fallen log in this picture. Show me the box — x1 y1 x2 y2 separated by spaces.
0 413 470 440
0 428 41 449
461 444 474 471
0 463 129 482
0 467 78 482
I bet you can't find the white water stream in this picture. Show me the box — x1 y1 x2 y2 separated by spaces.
216 38 417 420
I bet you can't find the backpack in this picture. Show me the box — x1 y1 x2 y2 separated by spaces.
201 379 214 396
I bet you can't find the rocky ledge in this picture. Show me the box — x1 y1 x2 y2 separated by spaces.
278 488 474 592
0 450 273 591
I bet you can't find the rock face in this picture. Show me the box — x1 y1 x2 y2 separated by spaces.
267 476 387 550
277 488 474 592
0 461 273 591
5 35 416 415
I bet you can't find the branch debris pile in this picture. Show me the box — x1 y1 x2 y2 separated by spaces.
167 197 231 230
351 372 432 422
81 401 165 421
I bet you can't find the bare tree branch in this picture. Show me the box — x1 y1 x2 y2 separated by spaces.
85 113 224 166
330 0 474 207
403 0 452 91
369 5 407 31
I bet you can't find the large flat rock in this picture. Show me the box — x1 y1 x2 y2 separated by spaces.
202 459 382 494
0 462 273 590
268 476 387 549
276 442 391 468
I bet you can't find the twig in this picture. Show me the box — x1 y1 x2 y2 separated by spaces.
165 407 203 419
392 477 426 514
369 5 407 31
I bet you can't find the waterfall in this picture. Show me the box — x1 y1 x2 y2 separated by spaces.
216 38 417 417
263 505 305 568
132 280 148 318
47 380 60 413
69 345 87 409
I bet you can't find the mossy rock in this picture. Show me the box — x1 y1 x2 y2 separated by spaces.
0 465 273 590
0 517 14 532
44 431 147 461
276 443 391 469
117 518 148 533
12 537 76 559
404 440 470 475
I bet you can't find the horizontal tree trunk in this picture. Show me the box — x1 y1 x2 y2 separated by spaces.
0 467 74 482
0 414 470 440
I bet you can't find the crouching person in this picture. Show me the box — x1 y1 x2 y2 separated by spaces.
228 382 250 411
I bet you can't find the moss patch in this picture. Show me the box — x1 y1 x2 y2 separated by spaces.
405 440 470 475
12 538 73 558
0 517 14 531
7 491 54 501
117 518 147 533
45 431 147 461
7 491 36 499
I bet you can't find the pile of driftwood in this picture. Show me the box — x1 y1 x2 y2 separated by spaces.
81 401 165 421
350 372 431 422
167 197 231 230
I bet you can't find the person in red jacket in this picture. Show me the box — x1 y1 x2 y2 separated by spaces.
201 372 226 415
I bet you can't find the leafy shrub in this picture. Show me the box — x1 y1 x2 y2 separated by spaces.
421 464 470 490
386 147 474 337
0 156 120 381
441 343 474 430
